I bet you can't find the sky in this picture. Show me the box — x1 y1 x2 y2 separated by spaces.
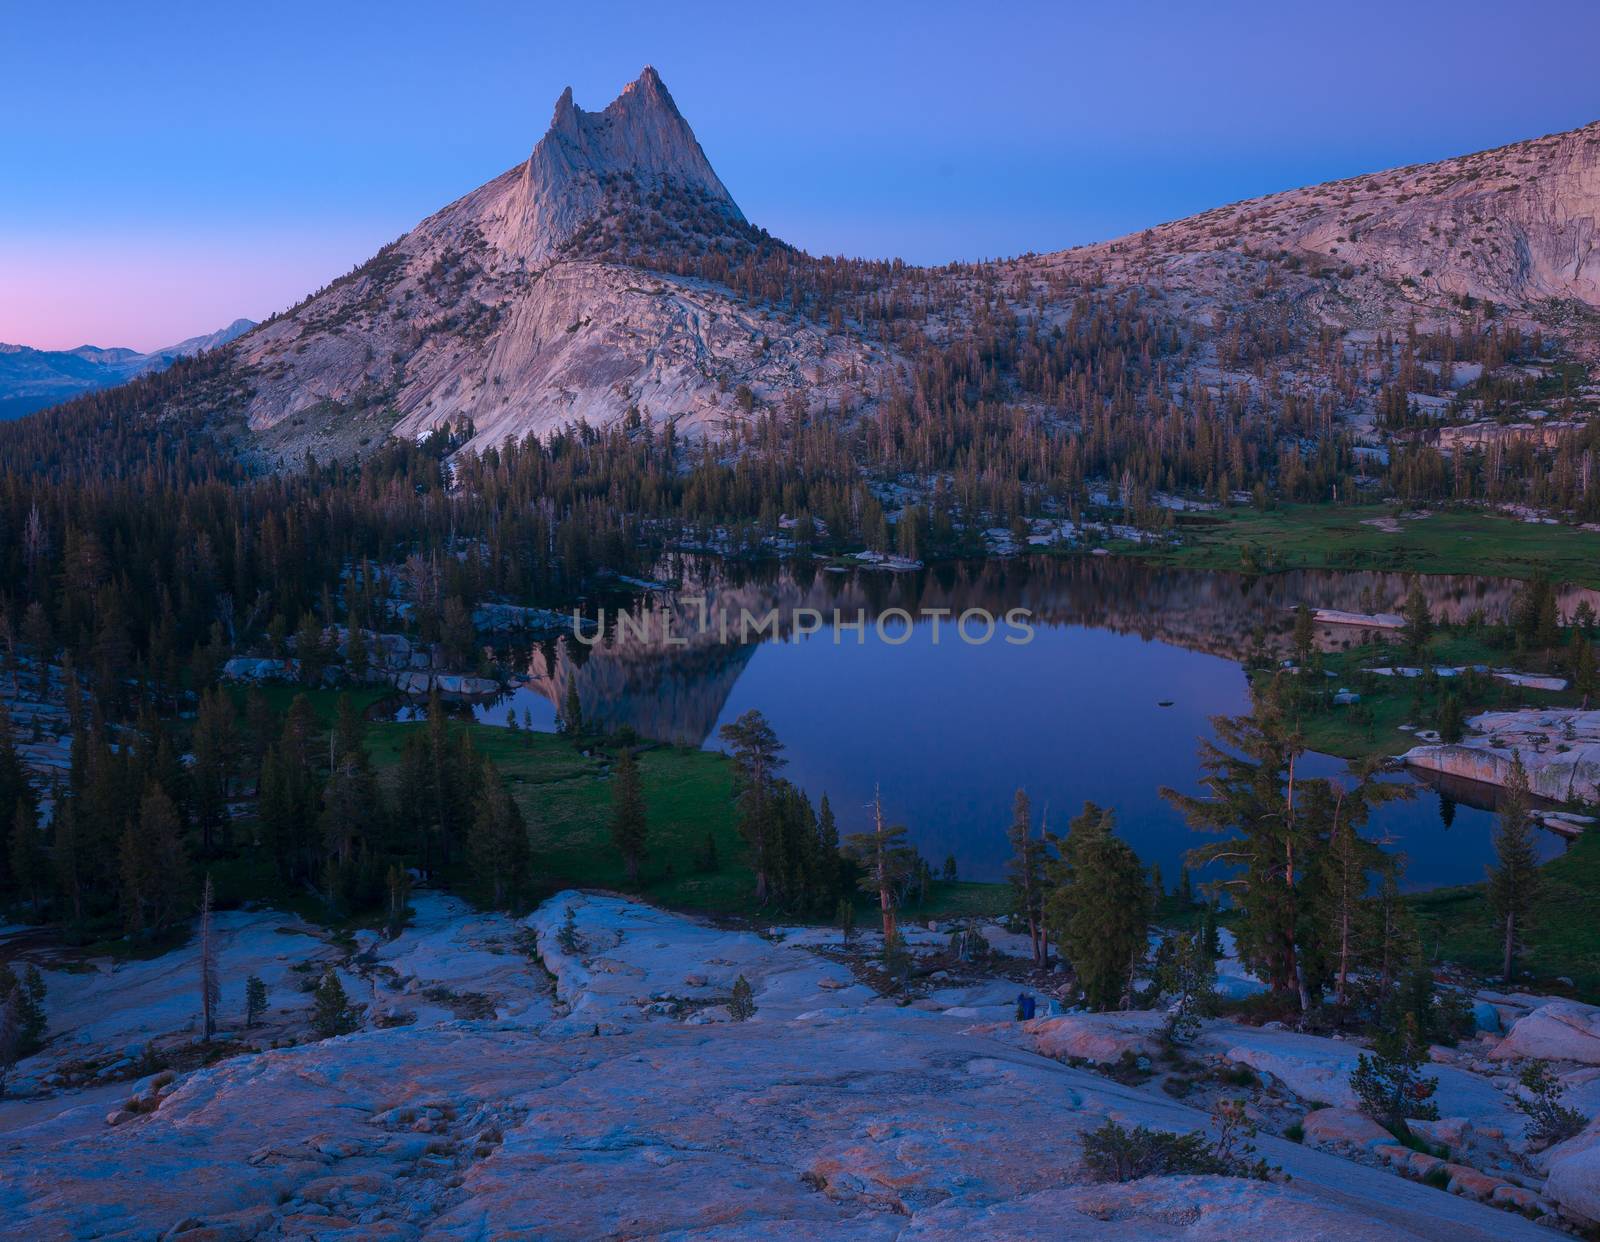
4 0 1598 351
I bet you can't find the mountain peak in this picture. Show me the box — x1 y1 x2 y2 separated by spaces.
549 85 578 135
432 68 742 264
618 64 676 113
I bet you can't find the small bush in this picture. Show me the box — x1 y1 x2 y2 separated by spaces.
1161 1076 1196 1099
1515 1061 1587 1149
1080 1100 1273 1183
1350 1016 1438 1136
1216 1062 1259 1088
729 975 756 1022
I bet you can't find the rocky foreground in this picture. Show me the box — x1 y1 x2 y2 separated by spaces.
2 893 1598 1239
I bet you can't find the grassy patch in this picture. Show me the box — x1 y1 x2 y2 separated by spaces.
1140 505 1600 587
1411 827 1600 997
364 724 761 915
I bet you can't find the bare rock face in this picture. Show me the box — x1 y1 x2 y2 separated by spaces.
1038 120 1600 330
1545 1122 1600 1224
418 65 742 265
1403 708 1600 803
232 68 881 461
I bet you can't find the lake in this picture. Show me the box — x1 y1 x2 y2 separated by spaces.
462 556 1580 891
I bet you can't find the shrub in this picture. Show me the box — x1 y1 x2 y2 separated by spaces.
1153 929 1218 1045
1350 1016 1438 1136
1515 1060 1587 1148
1080 1100 1272 1183
729 975 756 1022
556 907 582 954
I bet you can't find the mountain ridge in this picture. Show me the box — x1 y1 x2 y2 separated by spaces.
0 317 256 420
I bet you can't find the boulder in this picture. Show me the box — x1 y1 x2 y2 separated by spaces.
1443 1163 1505 1201
1301 1107 1392 1151
1543 1123 1600 1224
1410 1116 1472 1149
1490 1001 1600 1066
1491 1184 1552 1215
1373 1143 1411 1167
1018 1010 1166 1064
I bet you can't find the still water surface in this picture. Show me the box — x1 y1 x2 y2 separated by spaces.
465 556 1578 890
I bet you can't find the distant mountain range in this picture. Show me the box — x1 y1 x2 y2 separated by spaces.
0 318 255 419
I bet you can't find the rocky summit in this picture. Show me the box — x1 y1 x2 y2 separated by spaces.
2 891 1595 1239
234 67 877 460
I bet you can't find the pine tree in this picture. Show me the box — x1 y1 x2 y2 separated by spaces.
244 975 268 1028
311 969 358 1038
1535 584 1562 656
320 752 385 873
10 801 46 917
199 873 219 1041
1437 692 1464 744
816 795 843 903
717 710 787 903
1488 751 1540 984
1322 793 1379 1006
609 747 648 884
0 990 19 1099
295 612 328 685
1005 788 1045 966
0 963 46 1057
841 788 916 943
560 682 584 735
1401 582 1433 658
1514 1061 1587 1148
346 625 370 681
52 794 84 930
191 687 239 855
386 864 411 938
120 784 190 937
1291 603 1315 667
1371 868 1420 990
0 708 35 895
1045 804 1149 1010
467 759 529 909
1164 699 1314 1006
333 693 367 767
1574 631 1597 708
20 601 51 699
1154 928 1217 1043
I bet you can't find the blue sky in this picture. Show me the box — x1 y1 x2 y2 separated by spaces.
4 0 1597 349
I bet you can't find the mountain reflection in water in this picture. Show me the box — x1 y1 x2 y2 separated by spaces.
479 556 1581 890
